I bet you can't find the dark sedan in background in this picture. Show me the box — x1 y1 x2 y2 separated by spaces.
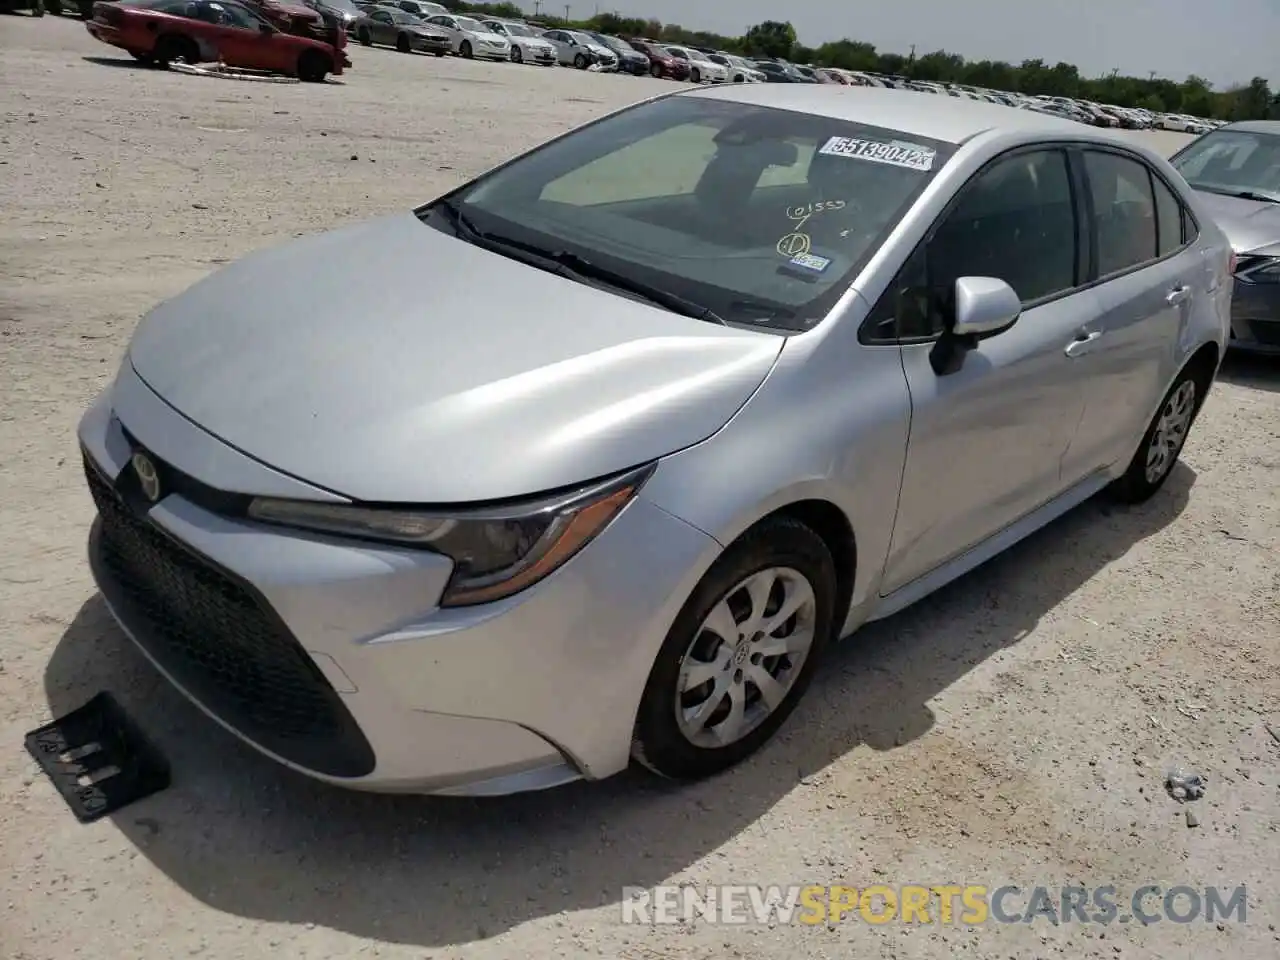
351 5 448 54
1172 120 1280 354
586 31 648 75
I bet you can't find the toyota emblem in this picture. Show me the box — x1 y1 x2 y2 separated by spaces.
131 451 162 503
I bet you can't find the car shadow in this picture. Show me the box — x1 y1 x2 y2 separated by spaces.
82 55 150 69
1217 351 1280 394
43 464 1193 948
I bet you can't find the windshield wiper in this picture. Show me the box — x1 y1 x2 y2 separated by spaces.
431 199 726 325
1227 190 1280 203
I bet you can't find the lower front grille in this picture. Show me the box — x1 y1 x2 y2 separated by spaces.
84 454 376 778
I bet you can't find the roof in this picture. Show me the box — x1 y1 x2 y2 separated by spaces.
683 83 1085 145
1221 120 1280 135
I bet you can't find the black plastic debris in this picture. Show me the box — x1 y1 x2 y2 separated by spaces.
24 692 170 823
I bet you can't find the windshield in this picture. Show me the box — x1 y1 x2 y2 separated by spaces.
322 0 358 11
1171 129 1280 200
423 96 953 332
502 22 533 36
391 10 417 22
455 16 484 31
590 33 624 51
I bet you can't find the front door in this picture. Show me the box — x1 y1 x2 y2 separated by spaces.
875 147 1092 594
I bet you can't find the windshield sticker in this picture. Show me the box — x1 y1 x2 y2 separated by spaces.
818 136 936 172
786 200 846 221
788 253 831 273
776 231 812 258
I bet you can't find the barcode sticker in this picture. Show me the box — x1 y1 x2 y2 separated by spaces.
818 136 936 172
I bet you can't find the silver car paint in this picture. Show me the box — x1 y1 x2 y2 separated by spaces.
126 212 783 503
80 87 1229 794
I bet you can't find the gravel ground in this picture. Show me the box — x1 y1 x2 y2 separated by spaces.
2 16 1279 960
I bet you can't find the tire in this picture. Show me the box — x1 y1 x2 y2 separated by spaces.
632 516 837 781
395 32 410 53
130 50 155 64
459 40 472 58
509 45 521 63
297 49 329 82
357 26 371 45
46 0 62 14
153 33 197 67
1108 365 1205 504
573 52 587 69
433 50 444 56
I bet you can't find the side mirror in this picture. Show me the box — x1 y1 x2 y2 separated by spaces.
929 277 1021 376
951 276 1021 338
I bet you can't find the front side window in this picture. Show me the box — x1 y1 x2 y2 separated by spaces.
1170 129 1280 202
1083 150 1157 277
428 96 954 332
864 149 1077 342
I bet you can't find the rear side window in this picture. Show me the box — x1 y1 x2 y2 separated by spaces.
1151 174 1187 257
1083 151 1157 276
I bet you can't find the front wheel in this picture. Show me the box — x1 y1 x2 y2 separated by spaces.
573 52 588 69
632 516 837 781
690 67 700 83
395 32 411 53
297 49 330 82
649 61 661 78
1108 367 1203 503
356 26 371 45
153 33 197 67
459 40 472 58
509 45 522 63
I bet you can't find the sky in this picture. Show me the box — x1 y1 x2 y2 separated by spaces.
568 0 1276 89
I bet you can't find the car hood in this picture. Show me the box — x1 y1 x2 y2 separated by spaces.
1192 190 1280 254
126 213 783 504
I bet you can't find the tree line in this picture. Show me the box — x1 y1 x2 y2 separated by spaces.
438 4 1277 121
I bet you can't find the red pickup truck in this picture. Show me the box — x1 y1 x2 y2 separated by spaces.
87 0 348 82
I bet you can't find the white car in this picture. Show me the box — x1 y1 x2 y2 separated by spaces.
481 19 557 66
422 13 509 60
540 29 618 70
1155 114 1199 133
662 45 727 83
705 53 763 83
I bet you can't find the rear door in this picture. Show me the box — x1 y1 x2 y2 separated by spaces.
1059 148 1205 480
868 147 1095 594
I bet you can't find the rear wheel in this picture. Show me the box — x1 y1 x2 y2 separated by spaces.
1108 366 1204 503
690 67 700 83
356 26 371 45
459 39 472 58
632 517 836 781
395 31 411 53
649 61 661 78
153 33 198 67
297 49 330 82
45 0 62 14
130 50 155 64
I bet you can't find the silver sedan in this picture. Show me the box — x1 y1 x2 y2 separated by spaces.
78 86 1229 796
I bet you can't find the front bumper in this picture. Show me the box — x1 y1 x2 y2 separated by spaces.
1229 277 1280 354
76 367 719 795
417 38 451 54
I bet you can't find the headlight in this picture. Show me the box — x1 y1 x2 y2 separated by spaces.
1236 256 1280 283
246 464 652 607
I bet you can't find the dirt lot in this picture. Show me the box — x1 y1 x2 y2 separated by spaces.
2 16 1279 960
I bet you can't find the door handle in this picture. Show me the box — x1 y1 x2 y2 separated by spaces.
1166 285 1191 306
1064 330 1103 357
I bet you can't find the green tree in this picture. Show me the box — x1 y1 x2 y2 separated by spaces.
742 20 796 59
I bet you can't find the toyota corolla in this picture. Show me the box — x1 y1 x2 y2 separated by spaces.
79 86 1229 796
